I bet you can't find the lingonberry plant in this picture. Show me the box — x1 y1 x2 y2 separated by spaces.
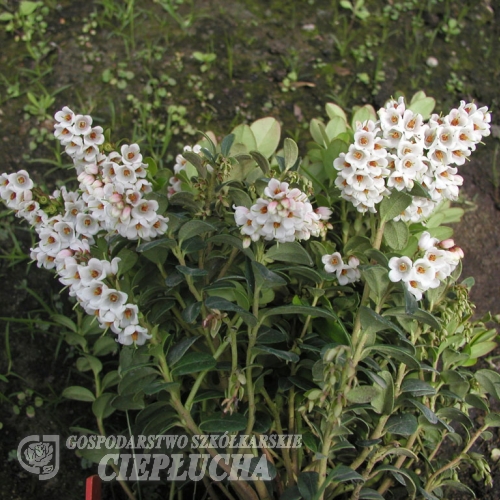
1 92 499 500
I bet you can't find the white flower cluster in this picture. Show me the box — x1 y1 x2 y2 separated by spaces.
54 106 168 240
388 231 463 300
233 178 332 245
0 170 151 345
334 98 491 221
167 145 202 198
334 122 390 214
321 252 361 285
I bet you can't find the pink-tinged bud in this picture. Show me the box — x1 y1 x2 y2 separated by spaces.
109 193 122 203
78 173 95 185
450 245 464 258
91 179 103 189
348 256 360 267
281 197 291 209
439 238 455 249
267 201 278 213
110 206 122 218
56 249 74 259
85 163 99 175
242 237 251 249
121 206 132 220
315 206 333 220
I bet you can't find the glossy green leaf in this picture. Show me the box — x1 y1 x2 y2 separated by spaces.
385 413 418 436
167 336 201 365
250 117 281 158
365 344 420 370
205 295 257 326
62 386 95 402
346 385 379 404
92 393 116 419
383 220 409 250
380 191 412 222
253 345 299 363
298 471 319 500
266 241 314 266
178 220 215 243
171 352 216 376
199 412 247 432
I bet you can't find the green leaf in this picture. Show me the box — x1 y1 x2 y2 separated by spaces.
408 399 438 424
260 305 338 322
181 301 202 323
309 118 329 147
136 237 176 253
361 266 390 305
266 241 314 266
119 367 158 396
102 371 120 391
253 346 300 363
325 102 348 122
20 1 40 16
62 386 95 402
205 296 257 327
485 413 500 427
386 413 418 436
365 344 420 370
325 464 363 483
408 181 431 199
92 393 116 419
93 336 119 357
178 220 215 243
359 306 405 337
199 412 248 432
116 248 138 276
250 117 281 158
346 386 379 404
144 156 158 177
465 394 489 411
231 124 257 151
284 138 299 170
474 369 500 400
370 371 394 415
176 265 208 277
77 355 102 376
168 191 202 212
0 12 14 21
171 352 217 376
401 379 436 397
221 133 235 157
325 117 347 141
167 336 201 365
249 150 270 174
358 489 384 500
252 261 286 290
408 93 436 120
52 314 77 332
351 104 377 128
298 471 319 500
380 191 412 222
383 307 441 330
383 220 409 250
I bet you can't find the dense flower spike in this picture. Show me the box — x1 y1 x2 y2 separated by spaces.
388 231 463 300
53 106 168 241
233 178 332 244
335 98 490 221
0 107 170 346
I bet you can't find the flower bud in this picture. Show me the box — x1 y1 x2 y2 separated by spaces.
439 238 455 249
